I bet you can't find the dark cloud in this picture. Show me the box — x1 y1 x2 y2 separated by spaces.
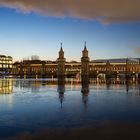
0 0 140 23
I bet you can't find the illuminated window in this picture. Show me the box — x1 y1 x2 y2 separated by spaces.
3 65 6 68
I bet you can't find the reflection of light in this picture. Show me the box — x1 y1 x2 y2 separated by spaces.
76 72 80 79
7 94 13 109
96 77 99 82
115 84 120 90
9 85 12 91
0 94 13 109
116 77 120 82
76 79 80 90
0 79 13 109
76 78 79 84
36 75 38 79
133 77 135 83
24 75 26 79
0 79 13 94
76 72 80 87
70 78 73 90
96 77 100 94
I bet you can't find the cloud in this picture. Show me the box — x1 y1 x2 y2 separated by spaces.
0 0 140 23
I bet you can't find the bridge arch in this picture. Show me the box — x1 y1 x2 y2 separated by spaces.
97 73 106 79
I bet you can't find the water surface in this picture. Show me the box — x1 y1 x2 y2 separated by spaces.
0 78 140 139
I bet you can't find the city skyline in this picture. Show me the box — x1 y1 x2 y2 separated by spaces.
0 1 140 62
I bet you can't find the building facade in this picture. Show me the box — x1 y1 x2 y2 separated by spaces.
0 55 13 75
12 51 140 78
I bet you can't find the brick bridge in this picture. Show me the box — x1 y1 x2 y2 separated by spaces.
12 43 140 78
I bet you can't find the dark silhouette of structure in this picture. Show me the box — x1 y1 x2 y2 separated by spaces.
81 77 89 108
57 76 65 108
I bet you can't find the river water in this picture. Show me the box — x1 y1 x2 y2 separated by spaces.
0 78 140 139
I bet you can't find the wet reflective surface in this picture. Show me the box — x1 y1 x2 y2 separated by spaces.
0 78 140 139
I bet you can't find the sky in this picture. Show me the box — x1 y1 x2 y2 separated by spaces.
0 0 140 62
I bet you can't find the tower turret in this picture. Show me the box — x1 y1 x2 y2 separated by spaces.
81 42 90 77
59 43 64 59
82 42 88 58
57 43 66 77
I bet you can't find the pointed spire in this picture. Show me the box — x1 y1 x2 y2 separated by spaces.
60 42 64 52
84 41 86 47
84 41 87 51
58 42 64 59
84 41 86 46
82 41 88 57
83 41 88 52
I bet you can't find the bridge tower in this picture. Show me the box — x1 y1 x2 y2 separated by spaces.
106 60 111 78
81 42 90 83
57 43 66 83
57 43 65 108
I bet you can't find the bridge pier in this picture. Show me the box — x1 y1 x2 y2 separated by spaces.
97 73 106 79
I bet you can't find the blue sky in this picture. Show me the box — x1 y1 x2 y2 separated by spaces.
0 6 140 62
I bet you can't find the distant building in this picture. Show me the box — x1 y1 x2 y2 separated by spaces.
0 55 13 75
